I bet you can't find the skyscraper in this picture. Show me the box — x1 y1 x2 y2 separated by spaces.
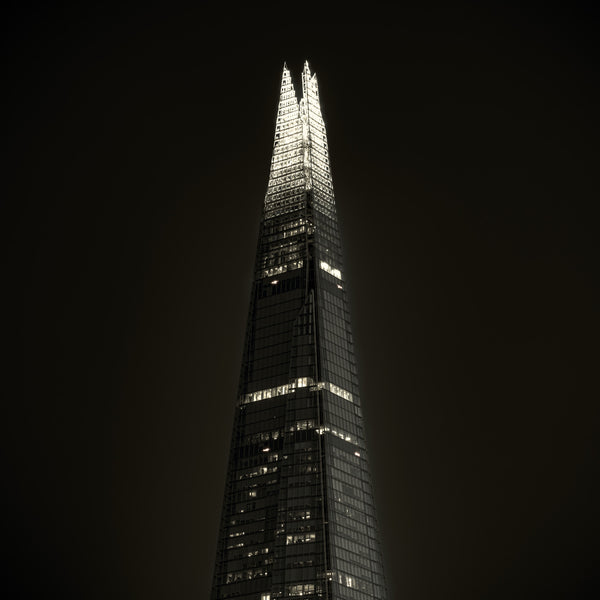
210 62 386 600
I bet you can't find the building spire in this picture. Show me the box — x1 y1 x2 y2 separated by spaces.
264 61 334 219
279 62 293 93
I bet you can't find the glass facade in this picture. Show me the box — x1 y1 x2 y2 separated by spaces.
210 62 386 600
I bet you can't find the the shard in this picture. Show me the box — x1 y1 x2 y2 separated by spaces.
210 62 387 600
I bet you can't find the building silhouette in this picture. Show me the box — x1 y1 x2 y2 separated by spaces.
211 62 386 600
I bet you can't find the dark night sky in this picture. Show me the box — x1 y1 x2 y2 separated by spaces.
6 2 600 598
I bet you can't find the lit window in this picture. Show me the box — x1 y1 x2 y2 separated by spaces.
288 583 315 596
319 260 342 280
286 532 316 545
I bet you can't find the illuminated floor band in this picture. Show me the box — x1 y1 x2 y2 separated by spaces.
240 377 353 404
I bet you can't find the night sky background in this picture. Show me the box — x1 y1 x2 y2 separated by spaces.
6 2 600 598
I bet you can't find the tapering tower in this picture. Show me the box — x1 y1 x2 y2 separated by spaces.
210 62 387 600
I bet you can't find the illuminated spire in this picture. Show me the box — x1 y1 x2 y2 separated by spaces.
264 61 335 220
302 61 334 215
264 64 304 219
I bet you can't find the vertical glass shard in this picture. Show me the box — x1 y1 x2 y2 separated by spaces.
210 62 387 600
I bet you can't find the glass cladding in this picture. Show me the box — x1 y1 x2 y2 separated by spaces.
211 62 386 600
